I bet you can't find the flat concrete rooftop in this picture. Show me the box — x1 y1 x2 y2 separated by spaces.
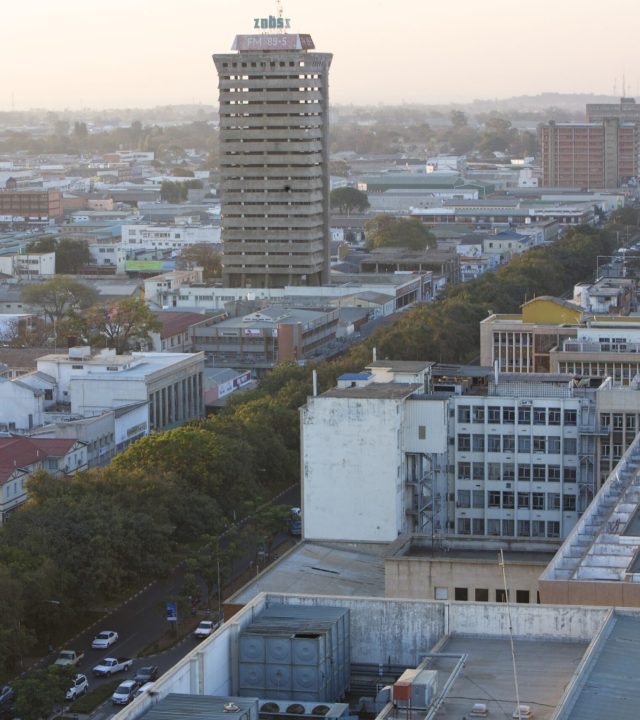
432 636 587 720
227 542 386 606
398 545 556 565
322 382 421 400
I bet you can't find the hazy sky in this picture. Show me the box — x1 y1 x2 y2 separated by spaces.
3 0 640 111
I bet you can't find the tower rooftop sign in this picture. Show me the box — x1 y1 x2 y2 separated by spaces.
232 33 315 51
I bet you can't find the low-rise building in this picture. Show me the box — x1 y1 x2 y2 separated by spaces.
0 189 63 224
0 252 55 278
150 310 219 353
144 272 430 313
0 436 87 522
37 347 204 432
121 223 220 251
192 306 339 374
573 277 636 315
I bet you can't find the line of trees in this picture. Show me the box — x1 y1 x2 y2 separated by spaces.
0 222 616 678
14 279 160 353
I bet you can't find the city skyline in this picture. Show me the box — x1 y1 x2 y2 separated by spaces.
3 0 640 111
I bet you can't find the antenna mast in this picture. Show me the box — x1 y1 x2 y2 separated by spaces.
499 549 523 720
276 0 285 31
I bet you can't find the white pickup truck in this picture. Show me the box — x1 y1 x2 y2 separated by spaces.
92 657 133 677
54 649 85 667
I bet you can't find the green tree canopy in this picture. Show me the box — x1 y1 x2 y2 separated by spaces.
21 277 98 325
178 243 222 280
55 238 93 273
160 179 203 203
330 186 369 214
365 215 436 251
14 666 75 720
25 236 56 254
78 297 161 353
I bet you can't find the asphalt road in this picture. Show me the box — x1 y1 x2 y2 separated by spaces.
45 484 301 717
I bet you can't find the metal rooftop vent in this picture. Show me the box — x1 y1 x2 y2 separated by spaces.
470 703 488 717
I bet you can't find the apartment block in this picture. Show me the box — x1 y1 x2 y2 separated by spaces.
0 189 63 224
541 120 637 188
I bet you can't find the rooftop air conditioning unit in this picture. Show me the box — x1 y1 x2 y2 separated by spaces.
470 704 488 717
512 706 533 719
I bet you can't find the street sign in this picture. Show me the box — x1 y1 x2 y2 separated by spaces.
166 601 177 622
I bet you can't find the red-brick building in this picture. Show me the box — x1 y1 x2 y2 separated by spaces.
541 120 637 188
0 189 63 223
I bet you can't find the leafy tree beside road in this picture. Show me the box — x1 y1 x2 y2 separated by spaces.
13 665 75 720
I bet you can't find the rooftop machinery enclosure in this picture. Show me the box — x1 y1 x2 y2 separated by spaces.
238 604 350 702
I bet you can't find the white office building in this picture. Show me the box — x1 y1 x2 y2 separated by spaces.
302 361 601 544
37 347 205 432
0 251 55 278
121 224 220 252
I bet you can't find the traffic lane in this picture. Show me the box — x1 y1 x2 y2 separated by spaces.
77 580 186 677
63 484 300 676
79 634 208 720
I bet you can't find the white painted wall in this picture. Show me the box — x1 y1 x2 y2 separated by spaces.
114 403 149 448
121 224 220 250
404 399 449 454
0 378 44 430
302 395 405 542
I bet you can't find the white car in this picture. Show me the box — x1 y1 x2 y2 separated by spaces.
91 630 118 649
65 673 89 700
111 679 139 705
193 620 215 638
134 682 155 698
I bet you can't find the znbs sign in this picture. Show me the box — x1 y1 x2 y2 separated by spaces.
254 15 291 30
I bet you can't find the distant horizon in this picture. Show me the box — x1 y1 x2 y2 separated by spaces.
3 0 640 112
1 91 636 118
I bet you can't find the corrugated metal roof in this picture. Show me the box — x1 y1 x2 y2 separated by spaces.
142 694 258 720
564 613 640 720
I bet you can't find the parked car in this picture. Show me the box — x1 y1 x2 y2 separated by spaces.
111 679 140 705
0 686 14 706
91 630 118 649
65 674 89 701
194 620 216 638
54 649 85 667
134 682 155 698
133 665 159 684
288 506 302 536
93 657 133 677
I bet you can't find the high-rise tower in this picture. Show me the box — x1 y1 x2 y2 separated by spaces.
213 23 332 288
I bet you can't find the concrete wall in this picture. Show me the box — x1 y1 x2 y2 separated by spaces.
449 601 608 641
276 594 445 667
302 396 405 542
385 556 545 603
111 592 612 720
539 577 640 607
0 378 44 430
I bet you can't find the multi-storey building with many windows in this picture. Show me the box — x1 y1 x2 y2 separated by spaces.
213 31 332 288
301 360 603 545
540 120 637 188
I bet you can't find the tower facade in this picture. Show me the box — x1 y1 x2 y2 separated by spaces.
213 31 332 288
541 120 637 188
